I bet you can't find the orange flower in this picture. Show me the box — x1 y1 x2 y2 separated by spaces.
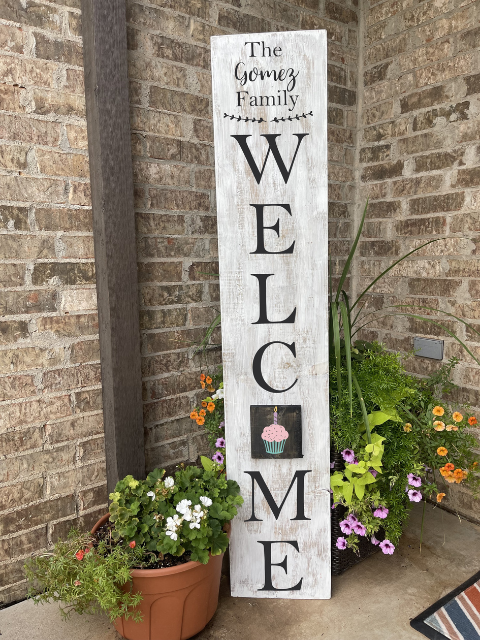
200 381 205 389
468 416 477 426
437 493 446 503
403 423 412 432
206 376 212 384
434 421 445 431
207 402 215 412
445 463 454 471
196 416 205 426
200 374 206 381
473 462 478 468
201 401 207 408
451 425 458 431
207 385 215 392
439 466 449 477
199 409 206 417
444 474 456 483
433 406 445 417
190 411 198 420
453 468 464 478
446 424 455 431
437 446 448 456
453 412 463 423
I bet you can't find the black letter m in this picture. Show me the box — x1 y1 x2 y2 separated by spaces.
232 134 308 184
244 470 311 521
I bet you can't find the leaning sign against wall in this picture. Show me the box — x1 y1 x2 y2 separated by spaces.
211 30 331 599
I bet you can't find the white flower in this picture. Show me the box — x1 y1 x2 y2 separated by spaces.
166 530 178 541
146 491 155 501
176 499 192 515
216 388 224 399
166 514 182 531
200 496 212 507
189 522 200 529
193 505 204 516
164 476 174 488
182 508 193 522
212 394 218 400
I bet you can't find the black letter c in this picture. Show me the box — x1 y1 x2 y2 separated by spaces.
252 341 297 393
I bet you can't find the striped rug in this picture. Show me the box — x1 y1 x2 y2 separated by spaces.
411 571 480 640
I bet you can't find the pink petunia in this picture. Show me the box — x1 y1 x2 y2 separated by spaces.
373 506 389 519
353 522 366 536
380 539 395 555
215 437 226 448
347 513 358 524
341 449 355 463
407 473 422 488
336 537 347 550
408 489 422 502
339 519 352 535
371 535 380 546
212 451 224 464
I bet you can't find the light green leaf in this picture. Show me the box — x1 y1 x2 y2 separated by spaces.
200 456 214 472
354 483 365 500
343 483 354 504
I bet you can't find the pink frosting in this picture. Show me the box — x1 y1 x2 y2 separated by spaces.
261 424 289 442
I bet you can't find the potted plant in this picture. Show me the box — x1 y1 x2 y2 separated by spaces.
196 202 480 573
326 205 480 571
25 459 243 640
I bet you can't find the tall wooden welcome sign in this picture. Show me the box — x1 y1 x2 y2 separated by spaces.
211 30 330 599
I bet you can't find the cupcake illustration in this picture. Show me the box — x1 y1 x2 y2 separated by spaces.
261 407 289 455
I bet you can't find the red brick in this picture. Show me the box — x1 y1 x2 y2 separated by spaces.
0 495 76 536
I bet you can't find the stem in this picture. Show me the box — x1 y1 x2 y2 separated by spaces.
419 498 426 554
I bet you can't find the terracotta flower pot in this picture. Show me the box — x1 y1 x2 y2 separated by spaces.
91 514 227 640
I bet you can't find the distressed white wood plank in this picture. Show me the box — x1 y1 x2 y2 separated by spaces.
211 31 330 600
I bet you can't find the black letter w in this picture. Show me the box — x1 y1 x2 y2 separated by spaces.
232 134 308 184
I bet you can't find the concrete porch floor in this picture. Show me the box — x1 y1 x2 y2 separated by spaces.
1 503 480 640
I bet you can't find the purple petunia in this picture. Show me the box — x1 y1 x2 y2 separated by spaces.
407 473 422 487
371 535 380 546
330 461 335 469
339 520 353 535
353 522 366 536
336 537 347 550
215 437 226 448
379 539 395 555
341 449 355 463
369 469 378 478
373 505 389 519
212 451 224 464
219 421 225 429
347 513 358 524
408 489 422 502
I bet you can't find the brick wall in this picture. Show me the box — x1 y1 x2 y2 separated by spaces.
125 0 359 473
0 1 108 605
357 0 480 518
0 0 359 606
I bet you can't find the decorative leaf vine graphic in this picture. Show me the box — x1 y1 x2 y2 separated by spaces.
223 111 313 124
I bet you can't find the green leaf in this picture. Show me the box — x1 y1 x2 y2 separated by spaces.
330 475 345 487
350 237 443 313
357 472 377 485
354 483 365 500
200 456 214 472
352 372 371 444
368 410 394 428
343 483 354 504
339 299 353 417
332 302 342 400
336 200 368 302
346 464 367 474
